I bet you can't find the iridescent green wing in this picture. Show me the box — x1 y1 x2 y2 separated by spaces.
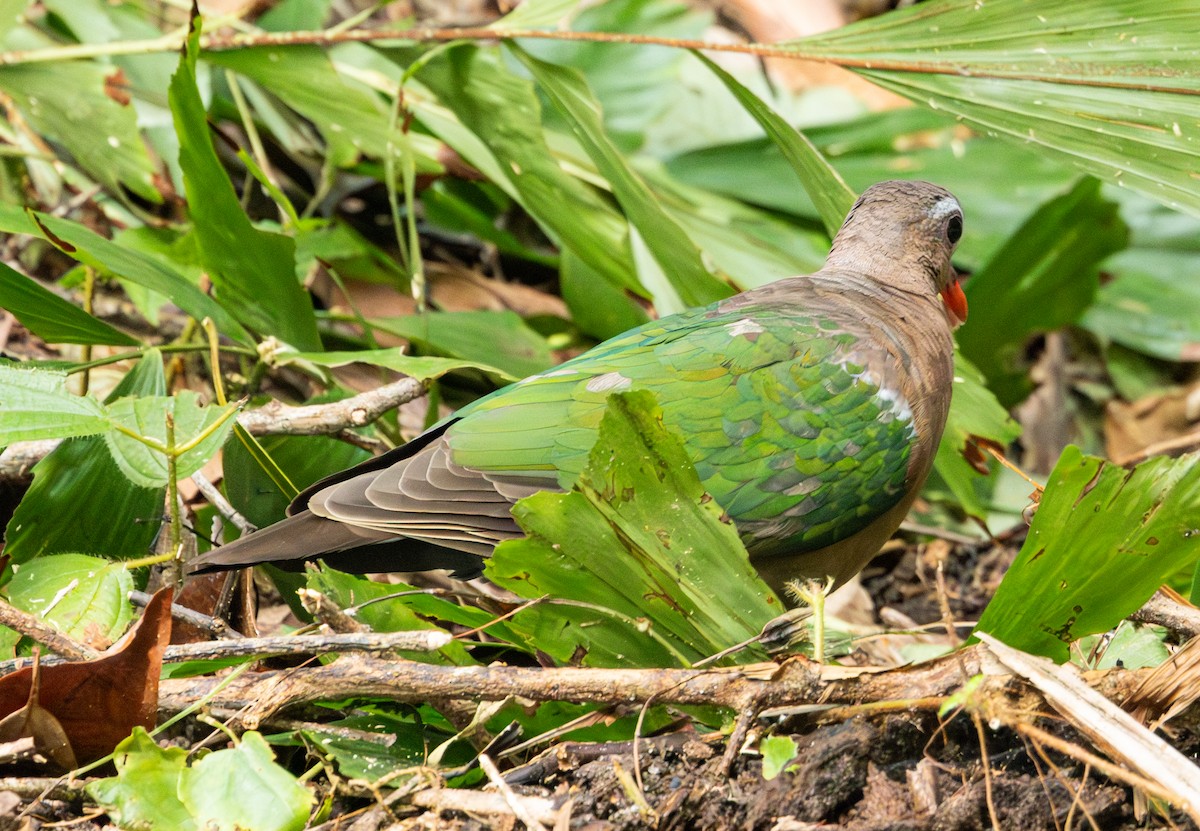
447 303 916 554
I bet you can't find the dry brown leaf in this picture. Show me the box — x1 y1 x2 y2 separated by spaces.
0 588 173 765
1105 383 1200 462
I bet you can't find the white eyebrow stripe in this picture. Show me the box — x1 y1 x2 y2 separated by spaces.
929 196 962 218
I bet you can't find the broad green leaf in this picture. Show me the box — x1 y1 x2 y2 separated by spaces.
370 310 552 379
32 213 252 346
1083 191 1200 361
0 364 108 444
4 354 165 565
104 391 238 488
0 261 138 346
493 0 580 29
221 434 369 531
420 181 558 269
665 108 1081 272
644 164 828 289
957 177 1127 405
975 447 1200 661
88 729 195 831
299 712 467 782
92 729 311 831
510 43 732 308
695 53 854 238
414 45 639 296
486 390 780 667
169 26 320 351
931 352 1022 521
790 0 1200 216
1085 249 1200 362
0 61 158 202
519 0 710 152
1076 620 1170 671
7 553 134 644
179 732 312 831
207 45 423 170
287 350 516 383
258 0 331 30
560 250 650 341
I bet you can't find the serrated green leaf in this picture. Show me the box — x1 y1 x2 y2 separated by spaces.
0 364 108 444
104 391 238 488
486 390 780 667
0 262 139 346
790 0 1200 216
169 25 320 350
7 553 134 644
4 354 165 565
91 729 312 831
975 447 1200 661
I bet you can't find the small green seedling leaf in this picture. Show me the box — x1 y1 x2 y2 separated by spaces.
104 391 238 488
759 735 799 781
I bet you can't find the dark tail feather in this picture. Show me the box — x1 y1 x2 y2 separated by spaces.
187 510 485 578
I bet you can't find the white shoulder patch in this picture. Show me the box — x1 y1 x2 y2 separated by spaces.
586 371 634 393
725 318 765 338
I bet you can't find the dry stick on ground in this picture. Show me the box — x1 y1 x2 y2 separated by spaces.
0 376 427 482
978 633 1200 823
157 644 1151 729
1132 587 1200 640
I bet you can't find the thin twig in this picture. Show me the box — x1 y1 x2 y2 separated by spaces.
190 472 256 536
129 589 242 638
0 631 452 675
0 598 98 662
479 753 551 831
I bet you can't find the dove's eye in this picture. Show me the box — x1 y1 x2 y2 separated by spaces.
946 214 963 245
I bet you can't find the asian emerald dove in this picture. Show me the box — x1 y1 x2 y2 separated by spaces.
190 180 966 595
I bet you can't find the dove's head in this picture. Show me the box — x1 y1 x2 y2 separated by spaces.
826 180 967 326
